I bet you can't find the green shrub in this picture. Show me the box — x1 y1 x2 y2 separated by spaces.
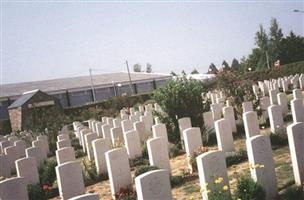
226 149 248 167
134 165 159 177
202 130 217 146
170 175 185 187
270 132 288 148
141 142 149 160
235 121 246 139
38 158 57 186
27 184 46 200
282 186 304 200
71 137 82 151
75 149 86 158
242 61 304 81
234 176 266 200
81 159 107 186
169 143 182 158
130 156 149 168
153 76 210 144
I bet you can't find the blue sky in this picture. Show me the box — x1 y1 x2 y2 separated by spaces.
1 1 303 84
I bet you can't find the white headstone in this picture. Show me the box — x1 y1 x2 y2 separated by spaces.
147 137 171 172
85 133 98 161
277 93 288 115
110 127 124 147
121 119 134 133
196 150 229 200
152 124 169 145
287 122 304 186
203 111 214 131
56 161 85 200
25 146 46 166
135 169 172 200
246 135 278 199
223 106 237 133
134 121 147 142
124 130 142 159
243 111 260 139
92 138 110 174
291 99 304 123
68 193 100 200
242 101 253 113
268 105 284 133
0 154 10 178
215 119 235 152
16 157 39 185
0 177 28 200
105 148 132 199
56 147 76 165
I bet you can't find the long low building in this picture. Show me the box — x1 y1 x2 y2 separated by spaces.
0 72 171 120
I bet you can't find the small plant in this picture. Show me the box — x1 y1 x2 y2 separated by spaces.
269 132 288 149
169 143 182 158
75 149 86 158
130 157 149 168
82 158 104 186
234 175 266 200
189 147 209 172
38 158 57 186
27 184 46 200
115 188 137 200
170 175 185 187
226 149 248 167
282 185 304 200
141 142 149 160
134 165 159 177
201 177 231 200
71 137 82 151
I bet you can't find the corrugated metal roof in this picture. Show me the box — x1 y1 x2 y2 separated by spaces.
7 90 39 109
0 72 171 98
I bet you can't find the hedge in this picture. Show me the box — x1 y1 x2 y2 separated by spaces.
241 61 304 81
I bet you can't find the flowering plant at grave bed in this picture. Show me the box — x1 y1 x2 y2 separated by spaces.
115 188 137 200
200 177 231 200
189 147 209 173
234 173 266 200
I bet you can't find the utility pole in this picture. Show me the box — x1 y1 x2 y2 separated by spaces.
266 51 270 69
125 60 134 95
89 68 96 102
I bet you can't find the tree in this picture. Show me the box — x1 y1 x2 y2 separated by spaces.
170 71 178 76
191 68 199 74
222 60 230 71
146 63 152 73
268 18 283 65
133 63 141 72
231 58 240 72
255 24 268 51
207 63 218 74
278 31 304 64
181 70 187 75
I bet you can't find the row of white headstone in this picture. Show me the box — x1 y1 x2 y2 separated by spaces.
199 74 304 200
53 103 173 199
0 133 49 200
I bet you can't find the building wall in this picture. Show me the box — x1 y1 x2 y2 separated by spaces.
8 107 22 132
69 90 93 107
0 77 171 120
